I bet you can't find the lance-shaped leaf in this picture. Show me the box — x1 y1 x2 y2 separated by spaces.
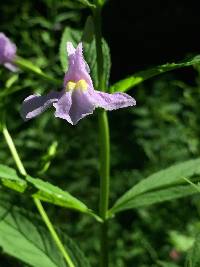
0 164 27 192
0 200 91 267
110 55 200 93
109 185 197 213
27 176 90 214
109 158 200 215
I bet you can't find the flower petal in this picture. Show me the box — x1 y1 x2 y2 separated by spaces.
53 91 73 124
64 42 93 89
0 33 16 65
21 91 60 121
69 89 95 125
91 91 136 111
4 62 18 72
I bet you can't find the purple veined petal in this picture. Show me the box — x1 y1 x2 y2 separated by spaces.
21 91 60 121
64 42 93 89
53 91 73 124
90 91 136 111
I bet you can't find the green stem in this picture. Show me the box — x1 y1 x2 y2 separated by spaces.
34 198 75 267
2 125 27 176
14 56 61 86
2 124 75 267
93 6 110 267
98 111 110 220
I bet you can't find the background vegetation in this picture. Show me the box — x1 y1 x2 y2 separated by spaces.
1 0 200 266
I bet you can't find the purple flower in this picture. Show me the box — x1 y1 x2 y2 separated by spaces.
21 42 136 125
0 33 17 71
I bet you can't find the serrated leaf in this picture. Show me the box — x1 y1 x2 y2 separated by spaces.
59 27 81 72
109 158 200 215
110 55 200 93
27 176 90 214
0 164 27 192
185 235 200 267
0 201 91 267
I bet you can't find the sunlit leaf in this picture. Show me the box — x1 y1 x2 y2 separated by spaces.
110 55 200 93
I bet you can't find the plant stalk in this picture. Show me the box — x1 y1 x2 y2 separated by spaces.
2 124 75 267
93 6 110 267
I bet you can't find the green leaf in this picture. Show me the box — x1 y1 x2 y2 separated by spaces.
0 201 91 267
0 164 27 192
169 231 194 252
110 55 200 93
109 158 200 215
186 235 200 267
27 176 90 214
77 0 96 8
15 57 44 75
111 185 197 212
59 27 81 72
14 57 60 85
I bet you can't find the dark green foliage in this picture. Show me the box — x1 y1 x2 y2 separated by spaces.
1 1 200 267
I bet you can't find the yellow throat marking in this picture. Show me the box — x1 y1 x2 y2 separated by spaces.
66 79 88 92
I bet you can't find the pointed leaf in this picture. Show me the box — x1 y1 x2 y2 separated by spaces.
109 185 197 213
27 176 90 214
110 158 200 215
110 55 200 93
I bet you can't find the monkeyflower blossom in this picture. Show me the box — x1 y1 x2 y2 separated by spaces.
0 33 17 71
21 42 136 125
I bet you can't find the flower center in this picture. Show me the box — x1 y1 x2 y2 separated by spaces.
66 79 88 92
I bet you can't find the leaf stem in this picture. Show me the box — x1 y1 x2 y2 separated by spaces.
2 125 27 176
2 124 75 267
14 56 61 85
34 198 75 267
93 5 110 267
